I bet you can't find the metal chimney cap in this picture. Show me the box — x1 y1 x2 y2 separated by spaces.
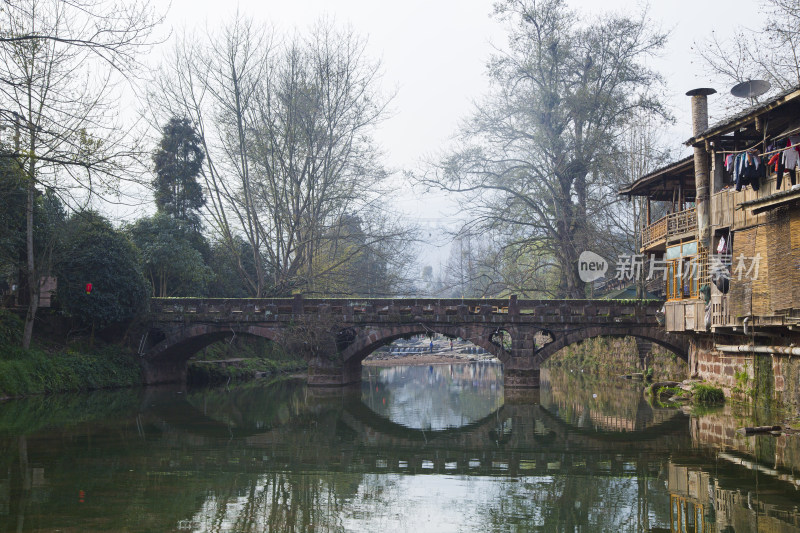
686 88 717 96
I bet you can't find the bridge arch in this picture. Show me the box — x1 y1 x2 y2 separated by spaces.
142 324 287 384
338 323 508 368
532 324 688 367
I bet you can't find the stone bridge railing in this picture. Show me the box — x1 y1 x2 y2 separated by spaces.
149 295 663 324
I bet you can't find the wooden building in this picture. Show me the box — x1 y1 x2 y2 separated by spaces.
620 85 800 403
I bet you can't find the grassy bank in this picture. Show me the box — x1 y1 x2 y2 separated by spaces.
0 345 142 399
543 336 687 380
0 309 139 398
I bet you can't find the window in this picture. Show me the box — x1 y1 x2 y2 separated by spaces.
665 241 705 301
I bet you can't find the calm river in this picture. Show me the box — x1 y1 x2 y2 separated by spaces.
1 363 799 532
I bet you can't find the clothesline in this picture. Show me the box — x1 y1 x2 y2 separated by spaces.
717 141 800 157
717 140 762 155
758 142 800 158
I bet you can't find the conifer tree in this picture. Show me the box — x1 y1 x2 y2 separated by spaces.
152 117 205 229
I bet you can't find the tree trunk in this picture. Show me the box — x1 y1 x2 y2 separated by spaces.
22 123 37 350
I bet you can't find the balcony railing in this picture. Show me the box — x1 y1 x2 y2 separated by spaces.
640 207 697 250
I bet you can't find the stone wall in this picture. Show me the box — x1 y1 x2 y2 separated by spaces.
690 336 800 406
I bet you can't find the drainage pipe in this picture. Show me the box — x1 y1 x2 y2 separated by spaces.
716 344 800 356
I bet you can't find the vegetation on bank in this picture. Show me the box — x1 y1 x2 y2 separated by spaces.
543 336 687 380
0 308 140 399
648 382 725 408
0 346 142 399
693 384 725 405
188 359 307 386
0 309 306 398
188 336 308 386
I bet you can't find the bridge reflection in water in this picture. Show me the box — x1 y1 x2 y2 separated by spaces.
1 368 800 531
361 362 504 431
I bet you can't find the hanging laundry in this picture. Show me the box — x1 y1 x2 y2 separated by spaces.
783 136 800 170
734 151 763 191
725 153 735 172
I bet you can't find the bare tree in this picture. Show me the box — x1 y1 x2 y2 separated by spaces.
151 16 411 297
0 0 162 348
418 0 668 298
696 0 800 109
608 112 674 296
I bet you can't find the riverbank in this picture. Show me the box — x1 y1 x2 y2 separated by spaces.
188 358 307 385
364 335 496 367
0 344 142 400
0 309 142 400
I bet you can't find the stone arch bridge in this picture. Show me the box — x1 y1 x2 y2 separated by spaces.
143 296 688 387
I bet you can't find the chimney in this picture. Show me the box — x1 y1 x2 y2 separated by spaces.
686 88 716 251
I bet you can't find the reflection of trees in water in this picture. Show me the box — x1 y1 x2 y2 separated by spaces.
3 379 800 531
361 363 504 430
0 389 142 437
189 471 360 533
473 474 670 532
184 379 311 430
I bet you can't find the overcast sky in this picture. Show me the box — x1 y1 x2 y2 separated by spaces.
149 0 764 267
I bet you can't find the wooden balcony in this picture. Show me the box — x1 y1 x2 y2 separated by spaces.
640 207 697 251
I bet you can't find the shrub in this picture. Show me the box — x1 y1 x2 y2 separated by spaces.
656 385 680 398
693 384 725 405
0 309 22 346
54 211 149 330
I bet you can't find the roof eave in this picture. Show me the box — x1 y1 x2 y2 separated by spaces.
616 155 695 197
685 87 800 147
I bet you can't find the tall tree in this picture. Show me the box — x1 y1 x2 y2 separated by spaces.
152 117 206 229
0 0 161 348
150 17 412 297
420 0 668 298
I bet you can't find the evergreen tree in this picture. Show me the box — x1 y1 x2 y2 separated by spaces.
126 213 212 297
152 117 205 228
54 212 149 330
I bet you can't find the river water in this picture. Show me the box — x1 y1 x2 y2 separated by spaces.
1 363 799 532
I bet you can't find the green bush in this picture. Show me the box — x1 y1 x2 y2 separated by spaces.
54 211 149 330
693 384 725 405
0 309 22 346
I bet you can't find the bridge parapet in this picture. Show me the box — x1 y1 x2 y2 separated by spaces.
149 296 663 325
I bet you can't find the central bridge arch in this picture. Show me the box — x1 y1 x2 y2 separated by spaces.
339 323 508 367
